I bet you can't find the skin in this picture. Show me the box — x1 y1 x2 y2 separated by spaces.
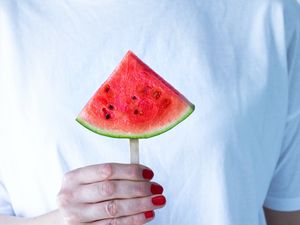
264 207 300 225
0 163 166 225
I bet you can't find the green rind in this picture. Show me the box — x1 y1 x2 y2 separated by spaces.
76 104 195 139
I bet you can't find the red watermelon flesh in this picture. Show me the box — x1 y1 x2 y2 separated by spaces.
76 51 195 138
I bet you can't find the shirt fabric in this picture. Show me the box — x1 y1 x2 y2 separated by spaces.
0 0 300 224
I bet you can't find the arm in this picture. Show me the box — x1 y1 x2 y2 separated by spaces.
264 207 300 225
0 210 64 225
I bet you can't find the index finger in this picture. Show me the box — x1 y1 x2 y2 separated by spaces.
64 163 154 185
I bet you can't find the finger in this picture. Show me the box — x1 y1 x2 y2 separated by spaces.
75 181 164 203
64 163 154 186
90 211 155 225
78 195 166 222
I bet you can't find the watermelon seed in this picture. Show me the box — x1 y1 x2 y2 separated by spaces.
131 96 137 100
134 109 143 115
108 104 114 110
102 108 111 119
104 85 110 93
152 91 161 99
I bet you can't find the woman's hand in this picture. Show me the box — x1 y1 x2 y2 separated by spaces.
57 163 166 225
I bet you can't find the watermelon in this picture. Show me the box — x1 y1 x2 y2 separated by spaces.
76 51 195 138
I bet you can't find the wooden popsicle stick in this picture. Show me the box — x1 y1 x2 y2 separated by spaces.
130 139 139 164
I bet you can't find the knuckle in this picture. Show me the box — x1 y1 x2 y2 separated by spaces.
134 183 147 196
63 171 77 184
128 216 138 225
107 218 119 225
106 218 120 225
57 189 73 208
128 165 139 179
97 164 112 179
106 200 118 217
99 181 115 196
126 215 143 225
133 198 143 211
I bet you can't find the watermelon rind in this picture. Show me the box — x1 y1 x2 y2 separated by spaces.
76 104 195 139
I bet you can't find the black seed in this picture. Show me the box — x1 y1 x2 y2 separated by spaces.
108 104 114 110
131 96 137 100
105 114 111 119
104 85 110 93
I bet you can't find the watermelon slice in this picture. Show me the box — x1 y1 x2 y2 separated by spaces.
76 51 195 138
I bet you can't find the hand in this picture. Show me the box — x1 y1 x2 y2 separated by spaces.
57 163 166 225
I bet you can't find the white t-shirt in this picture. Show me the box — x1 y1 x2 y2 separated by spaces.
0 0 300 224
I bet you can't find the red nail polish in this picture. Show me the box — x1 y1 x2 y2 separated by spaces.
151 184 164 194
142 169 154 180
144 211 155 219
152 196 166 206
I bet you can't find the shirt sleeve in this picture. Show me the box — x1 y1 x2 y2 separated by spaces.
264 2 300 211
264 117 300 211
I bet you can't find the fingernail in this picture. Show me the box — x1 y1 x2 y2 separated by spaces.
144 210 155 219
151 184 164 194
142 169 154 180
152 196 166 206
